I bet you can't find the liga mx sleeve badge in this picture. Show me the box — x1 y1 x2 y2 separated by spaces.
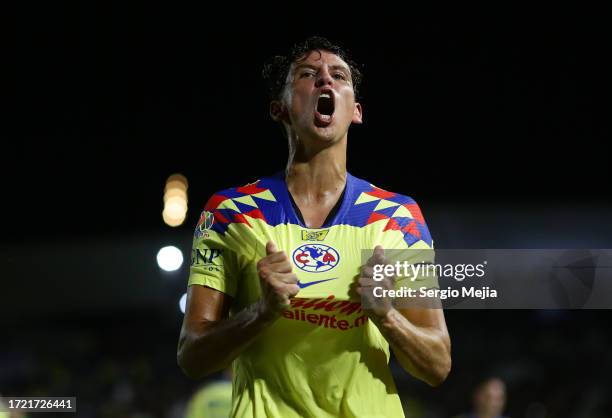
195 210 215 239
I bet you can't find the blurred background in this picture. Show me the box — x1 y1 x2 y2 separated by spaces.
4 5 612 418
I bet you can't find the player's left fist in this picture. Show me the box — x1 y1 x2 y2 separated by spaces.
356 245 395 319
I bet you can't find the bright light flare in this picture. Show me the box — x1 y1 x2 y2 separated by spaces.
156 246 184 271
179 293 187 314
163 173 188 227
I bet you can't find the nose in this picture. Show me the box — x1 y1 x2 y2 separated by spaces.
315 67 334 88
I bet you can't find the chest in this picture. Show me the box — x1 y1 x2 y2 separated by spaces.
240 224 371 305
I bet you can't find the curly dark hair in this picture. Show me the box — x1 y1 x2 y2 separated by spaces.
262 36 363 102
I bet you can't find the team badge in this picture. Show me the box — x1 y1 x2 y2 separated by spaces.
292 244 340 273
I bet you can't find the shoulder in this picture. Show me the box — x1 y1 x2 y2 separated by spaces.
195 173 285 236
346 174 433 247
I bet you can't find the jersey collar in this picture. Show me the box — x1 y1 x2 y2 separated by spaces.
273 170 355 229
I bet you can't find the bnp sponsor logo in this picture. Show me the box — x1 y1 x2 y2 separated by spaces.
191 248 223 272
301 230 329 241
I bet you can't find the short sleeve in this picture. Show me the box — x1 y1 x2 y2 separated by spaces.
381 198 439 291
187 196 251 297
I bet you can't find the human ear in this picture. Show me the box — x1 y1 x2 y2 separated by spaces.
352 102 363 124
270 100 288 122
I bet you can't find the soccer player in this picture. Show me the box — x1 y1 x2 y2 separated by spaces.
177 36 451 418
184 369 233 418
454 378 509 418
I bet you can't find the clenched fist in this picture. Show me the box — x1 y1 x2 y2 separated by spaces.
256 241 300 319
356 245 395 318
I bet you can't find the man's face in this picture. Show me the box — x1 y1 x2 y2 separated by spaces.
278 50 362 143
474 379 506 417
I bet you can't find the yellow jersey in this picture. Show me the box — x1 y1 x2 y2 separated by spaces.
188 171 435 418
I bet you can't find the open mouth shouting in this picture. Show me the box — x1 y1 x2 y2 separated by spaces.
314 88 335 127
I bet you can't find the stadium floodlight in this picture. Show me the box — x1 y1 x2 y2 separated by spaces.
163 173 188 227
157 245 184 272
179 292 187 314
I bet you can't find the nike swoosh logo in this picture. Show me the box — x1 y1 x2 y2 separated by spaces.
297 278 338 289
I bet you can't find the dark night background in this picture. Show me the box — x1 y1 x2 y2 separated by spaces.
3 5 612 418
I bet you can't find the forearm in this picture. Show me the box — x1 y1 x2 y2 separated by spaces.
375 308 451 386
177 301 276 379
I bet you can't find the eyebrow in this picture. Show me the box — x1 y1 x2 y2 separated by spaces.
329 65 351 74
293 63 351 75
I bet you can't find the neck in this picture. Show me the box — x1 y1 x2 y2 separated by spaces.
285 135 347 203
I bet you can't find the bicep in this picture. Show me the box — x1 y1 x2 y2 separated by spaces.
177 285 234 376
184 285 233 329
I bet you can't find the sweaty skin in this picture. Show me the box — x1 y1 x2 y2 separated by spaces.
177 50 451 387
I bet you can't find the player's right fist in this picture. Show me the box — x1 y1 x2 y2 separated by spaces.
256 241 300 319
